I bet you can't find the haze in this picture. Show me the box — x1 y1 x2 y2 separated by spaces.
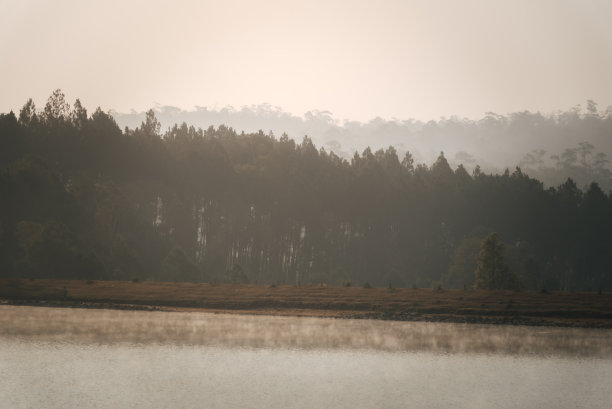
3 306 611 356
2 0 612 122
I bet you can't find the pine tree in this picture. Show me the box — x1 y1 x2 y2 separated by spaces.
474 233 521 290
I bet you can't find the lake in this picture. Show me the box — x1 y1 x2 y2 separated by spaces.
1 305 611 409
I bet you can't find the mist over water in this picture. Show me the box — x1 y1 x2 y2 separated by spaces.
1 306 611 409
1 306 611 357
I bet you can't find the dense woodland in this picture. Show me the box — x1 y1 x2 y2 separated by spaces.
1 91 611 291
113 100 612 192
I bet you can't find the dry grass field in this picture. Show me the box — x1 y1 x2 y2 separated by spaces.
1 279 612 327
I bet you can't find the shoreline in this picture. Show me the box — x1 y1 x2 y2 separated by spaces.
2 279 612 328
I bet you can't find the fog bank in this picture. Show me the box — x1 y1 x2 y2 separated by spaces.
112 102 612 190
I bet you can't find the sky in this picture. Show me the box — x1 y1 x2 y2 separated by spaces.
1 0 612 122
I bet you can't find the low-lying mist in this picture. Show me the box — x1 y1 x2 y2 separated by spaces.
2 306 610 358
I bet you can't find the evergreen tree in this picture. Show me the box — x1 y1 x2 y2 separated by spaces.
474 233 521 290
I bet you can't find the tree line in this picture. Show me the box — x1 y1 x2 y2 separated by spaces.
111 99 612 194
1 90 610 291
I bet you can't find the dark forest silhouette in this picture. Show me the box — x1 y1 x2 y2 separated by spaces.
112 101 612 192
1 91 611 291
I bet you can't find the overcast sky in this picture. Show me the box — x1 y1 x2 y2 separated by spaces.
1 0 611 122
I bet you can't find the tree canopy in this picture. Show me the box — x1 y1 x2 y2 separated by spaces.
1 91 611 291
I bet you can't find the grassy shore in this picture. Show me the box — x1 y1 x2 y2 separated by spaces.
1 279 612 328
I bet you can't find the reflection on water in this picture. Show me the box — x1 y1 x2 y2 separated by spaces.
1 306 611 409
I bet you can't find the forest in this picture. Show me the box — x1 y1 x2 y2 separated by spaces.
1 90 611 291
113 100 612 192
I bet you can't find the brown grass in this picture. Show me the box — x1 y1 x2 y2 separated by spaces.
1 279 612 327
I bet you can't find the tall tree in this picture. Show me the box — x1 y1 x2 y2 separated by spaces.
43 89 70 124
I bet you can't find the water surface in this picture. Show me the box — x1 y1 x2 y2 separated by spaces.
1 305 611 409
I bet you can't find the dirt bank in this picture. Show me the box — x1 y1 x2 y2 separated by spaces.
2 279 611 328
